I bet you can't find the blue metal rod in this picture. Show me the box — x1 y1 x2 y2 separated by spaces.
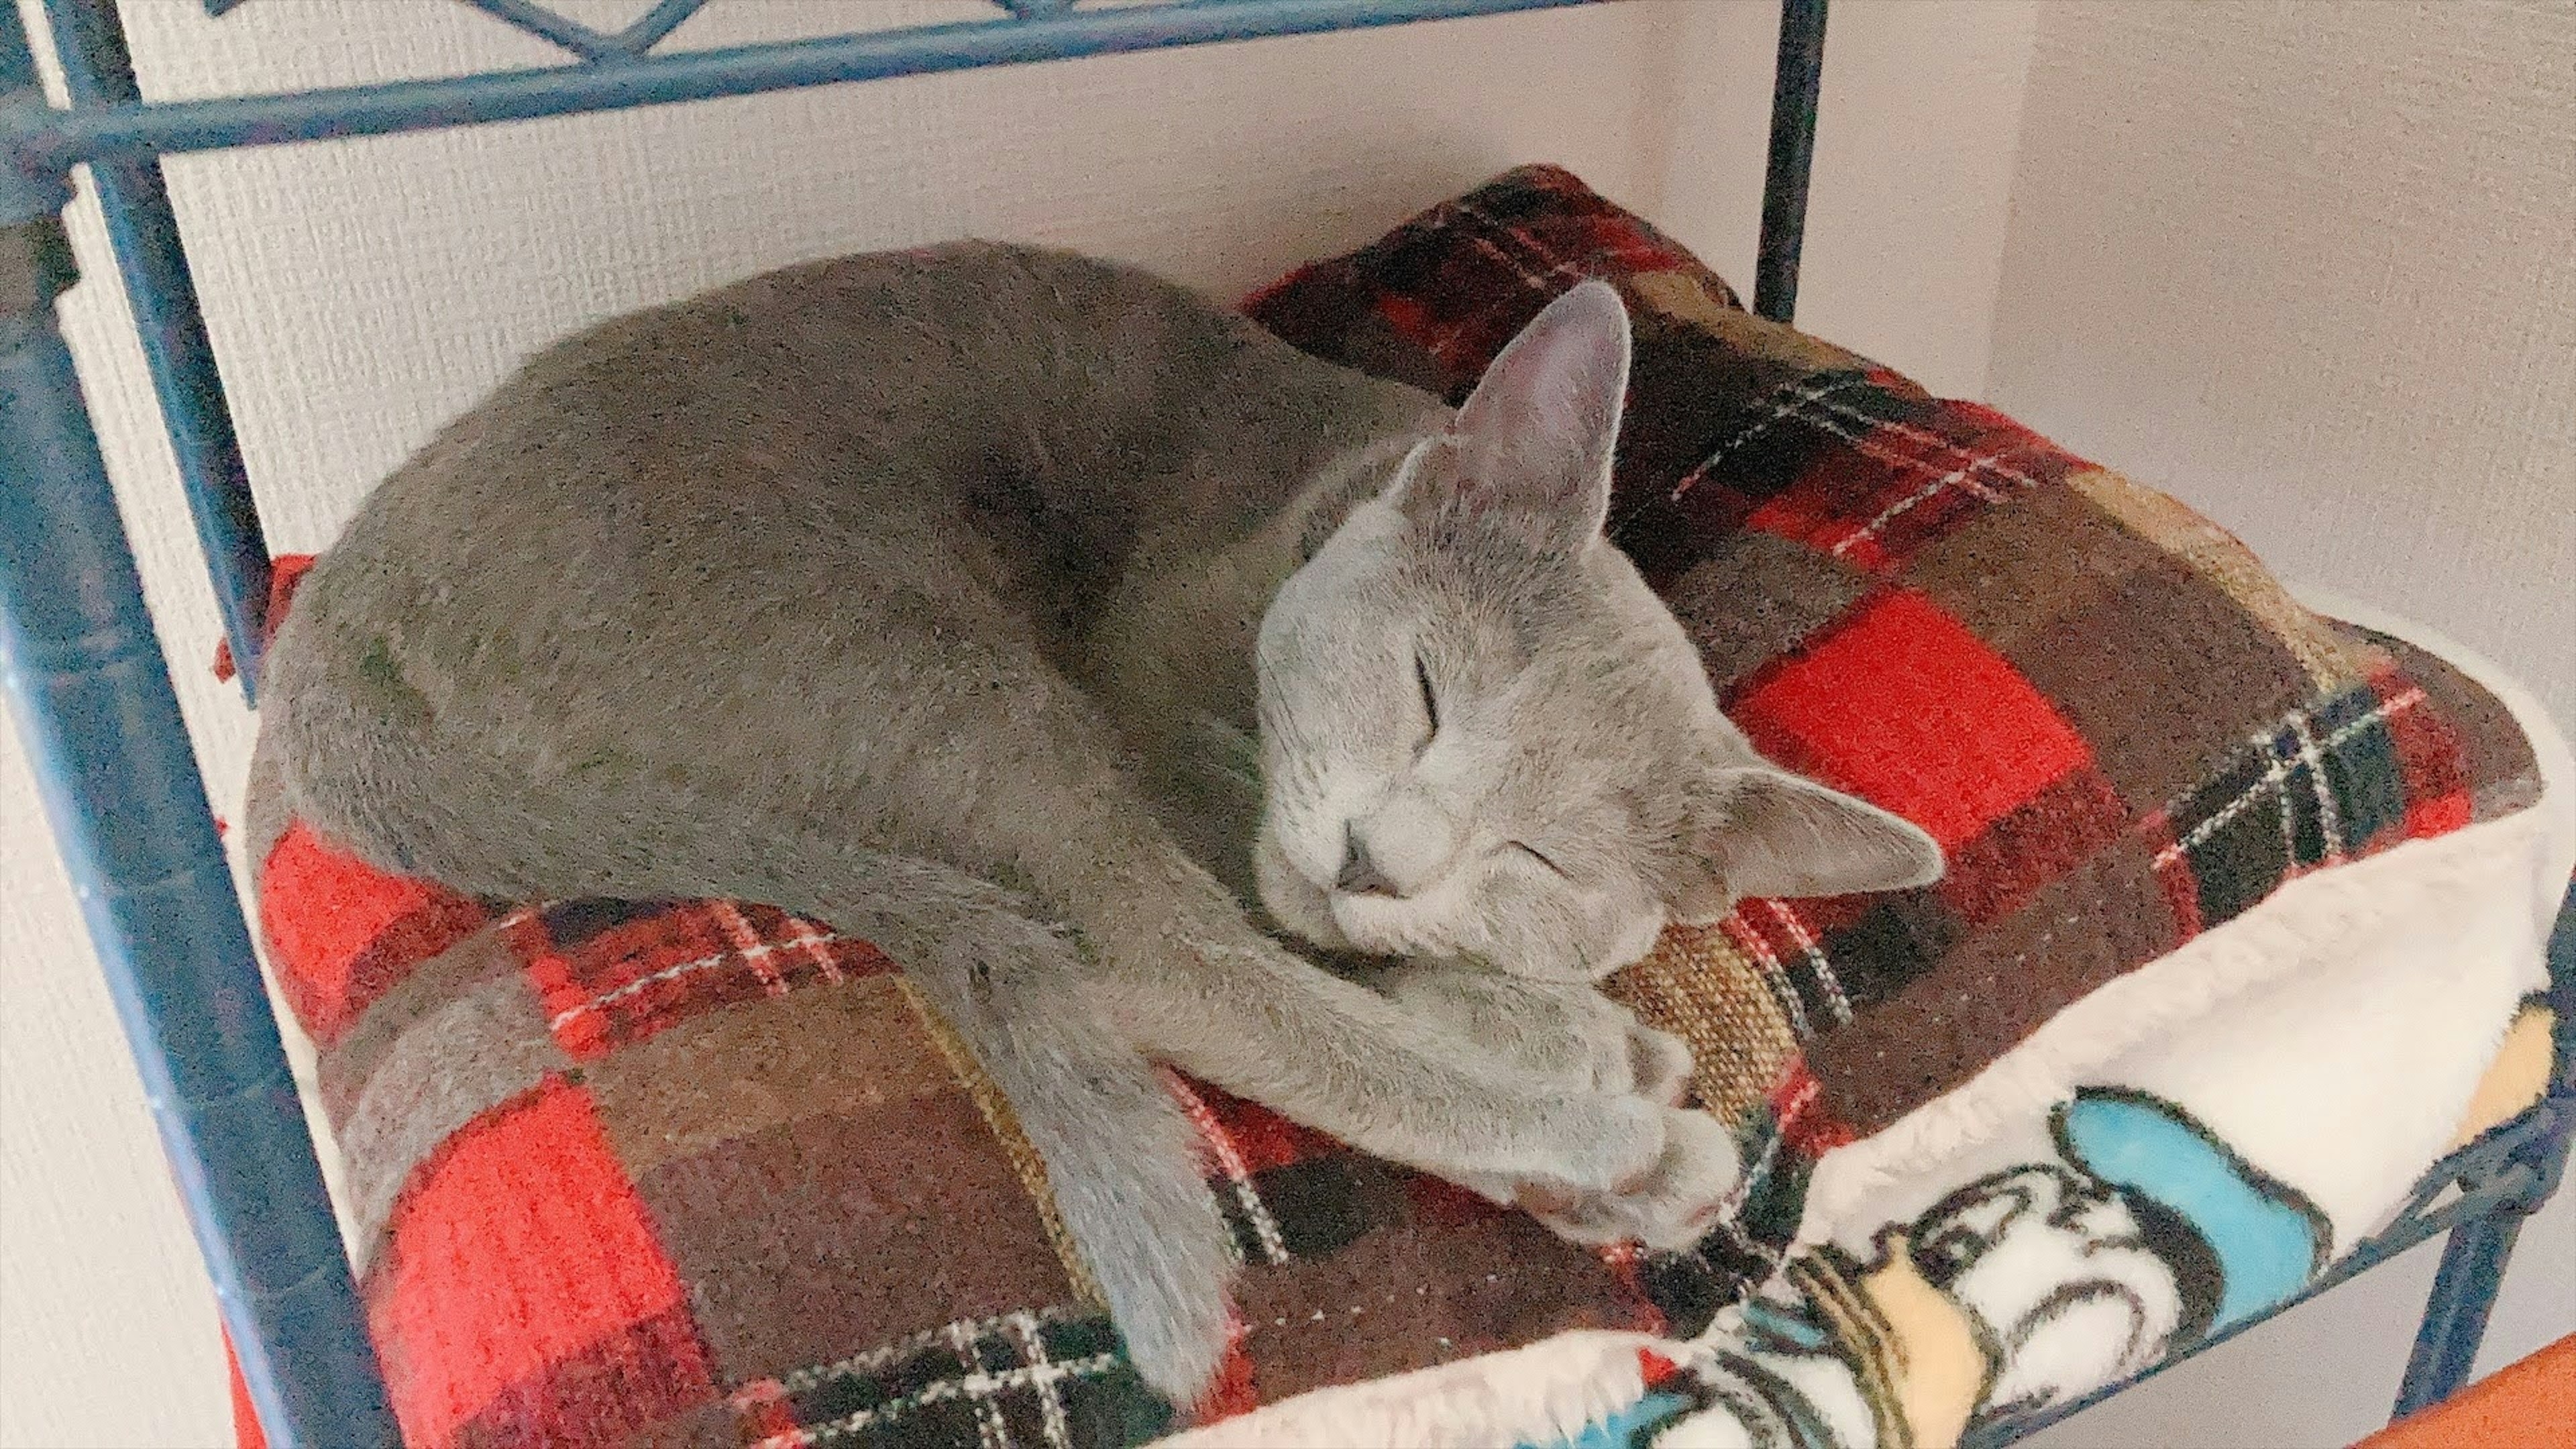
2 21 392 1446
1753 0 1824 324
612 0 710 56
2392 1208 2524 1420
460 0 625 62
0 251 396 1449
3 0 1596 170
39 0 274 700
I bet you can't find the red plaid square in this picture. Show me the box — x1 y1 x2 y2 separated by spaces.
260 820 487 1044
366 1077 710 1446
1937 765 2131 926
1728 590 2094 850
451 1304 710 1448
2377 668 2471 838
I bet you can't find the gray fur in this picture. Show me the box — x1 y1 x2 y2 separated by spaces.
259 243 1941 1404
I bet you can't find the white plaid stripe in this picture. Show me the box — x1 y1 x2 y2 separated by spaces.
1004 1310 1076 1449
1829 460 2008 557
1670 376 1875 501
1796 389 2045 489
1719 1106 1792 1226
1705 1212 1786 1277
947 1317 1014 1449
1723 909 1813 1040
543 928 846 1030
2167 751 2296 870
2271 731 2304 874
1766 899 1850 1026
2155 687 2424 867
2286 712 2347 861
1802 431 2037 557
733 1309 1078 1403
771 906 849 983
1417 197 1711 368
1454 201 1595 290
1167 1077 1290 1265
1452 199 1700 297
1413 200 1593 363
713 898 800 996
755 1351 1124 1449
1672 379 2047 541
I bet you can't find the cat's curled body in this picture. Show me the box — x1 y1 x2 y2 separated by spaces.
261 242 1941 1405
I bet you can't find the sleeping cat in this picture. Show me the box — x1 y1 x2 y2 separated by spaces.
258 242 1940 1403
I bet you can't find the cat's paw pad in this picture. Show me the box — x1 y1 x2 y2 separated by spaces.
1519 1107 1739 1250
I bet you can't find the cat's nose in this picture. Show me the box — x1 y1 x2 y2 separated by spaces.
1335 828 1399 898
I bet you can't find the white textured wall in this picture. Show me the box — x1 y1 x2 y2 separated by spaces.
0 3 2037 1444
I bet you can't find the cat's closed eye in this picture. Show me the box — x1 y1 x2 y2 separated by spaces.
1413 649 1440 746
1510 841 1568 877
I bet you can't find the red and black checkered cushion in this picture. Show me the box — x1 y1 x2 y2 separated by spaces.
239 166 2543 1448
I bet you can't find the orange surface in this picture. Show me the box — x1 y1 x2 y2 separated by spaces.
2358 1335 2576 1449
225 1336 264 1449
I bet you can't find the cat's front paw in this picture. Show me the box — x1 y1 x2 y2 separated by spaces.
1387 967 1695 1103
1496 987 1662 1096
1624 1020 1697 1107
1568 1004 1696 1105
1514 1106 1740 1250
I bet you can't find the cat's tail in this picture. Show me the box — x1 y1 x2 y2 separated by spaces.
256 716 1237 1407
810 860 1241 1411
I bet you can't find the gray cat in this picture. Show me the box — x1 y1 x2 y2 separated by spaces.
258 242 1941 1404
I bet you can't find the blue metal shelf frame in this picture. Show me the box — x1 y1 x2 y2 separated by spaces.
1753 0 1824 324
0 1 2562 1446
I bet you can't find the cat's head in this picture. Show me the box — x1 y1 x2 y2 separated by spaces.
1253 281 1942 982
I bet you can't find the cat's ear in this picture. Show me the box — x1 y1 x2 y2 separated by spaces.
1404 280 1629 551
1672 765 1945 920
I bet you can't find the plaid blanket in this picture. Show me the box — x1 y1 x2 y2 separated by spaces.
239 166 2544 1448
